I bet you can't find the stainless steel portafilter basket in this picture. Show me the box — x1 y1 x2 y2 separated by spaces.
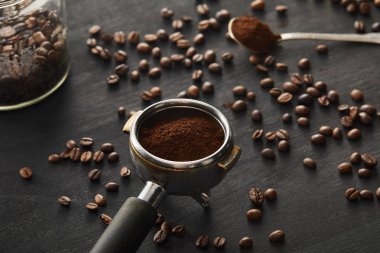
91 99 241 253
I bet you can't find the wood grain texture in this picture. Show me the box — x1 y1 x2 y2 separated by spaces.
1 0 380 252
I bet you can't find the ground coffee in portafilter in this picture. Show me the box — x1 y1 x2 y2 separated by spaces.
138 108 225 161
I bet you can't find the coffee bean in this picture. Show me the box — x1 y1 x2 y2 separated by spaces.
81 151 92 163
160 7 174 19
345 188 359 201
181 15 192 23
246 208 262 221
311 134 326 145
155 213 164 225
297 117 310 127
361 153 377 168
261 148 275 159
66 140 76 150
95 194 106 207
213 236 226 249
176 39 190 49
80 137 94 147
338 162 352 174
332 128 343 139
249 54 261 65
347 128 361 141
282 113 292 123
298 58 310 69
92 151 104 163
268 230 285 243
354 20 366 33
151 47 162 59
295 105 309 116
70 147 81 162
306 87 320 98
256 64 269 73
316 44 328 54
203 50 216 64
117 107 126 118
252 129 264 141
265 131 276 142
346 3 357 14
372 22 380 32
86 202 98 211
187 85 199 98
319 126 333 136
303 74 314 86
221 52 234 63
144 34 158 44
148 67 161 78
231 100 247 112
202 82 214 94
19 167 32 180
303 158 316 169
58 196 71 206
106 74 119 86
182 58 193 69
239 237 253 248
359 112 372 126
327 90 339 103
100 213 112 225
208 63 222 74
193 33 205 44
276 62 288 71
138 59 149 71
264 188 277 200
276 129 289 140
160 57 172 69
264 55 275 66
60 149 71 159
351 89 364 101
136 43 151 53
349 106 359 120
275 5 288 14
215 9 231 22
101 33 113 43
113 31 126 45
233 85 247 96
192 54 203 65
88 25 101 35
314 81 327 91
195 235 209 249
114 64 129 76
251 109 262 122
154 230 168 244
269 88 282 97
341 116 353 128
376 187 380 200
338 104 350 114
360 104 377 116
171 225 186 237
88 169 101 181
358 168 372 178
277 92 293 104
360 2 371 15
127 31 140 44
247 91 256 101
350 152 361 164
48 154 61 163
317 95 330 107
297 93 313 106
160 221 171 233
359 190 373 200
282 82 300 94
105 182 119 192
249 187 264 205
278 140 290 152
196 3 209 16
260 78 274 89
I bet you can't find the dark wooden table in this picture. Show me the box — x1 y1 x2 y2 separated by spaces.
1 0 380 252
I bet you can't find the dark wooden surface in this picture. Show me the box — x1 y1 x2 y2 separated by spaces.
1 0 380 252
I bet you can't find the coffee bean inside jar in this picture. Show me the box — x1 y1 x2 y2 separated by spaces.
0 0 69 110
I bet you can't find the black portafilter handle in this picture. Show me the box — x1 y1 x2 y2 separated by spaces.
90 182 166 253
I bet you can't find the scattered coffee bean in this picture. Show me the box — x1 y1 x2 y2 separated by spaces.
100 213 112 225
239 237 253 248
316 44 328 54
107 74 120 86
347 128 361 141
221 52 234 63
247 91 256 101
298 58 310 69
278 140 290 152
297 117 310 127
303 158 316 169
108 152 119 163
231 100 247 112
295 105 309 116
19 167 32 180
86 202 98 211
310 134 326 145
60 149 71 159
303 74 314 86
154 230 168 244
376 187 380 200
251 109 262 122
48 154 61 163
282 81 300 94
359 189 373 200
169 32 184 42
252 129 264 141
195 235 209 249
193 33 205 44
88 169 101 181
341 116 353 128
93 151 105 163
99 143 114 153
338 162 352 174
360 104 377 116
372 22 380 32
249 187 264 205
176 39 190 49
182 58 193 69
249 55 261 65
269 88 282 97
297 93 314 106
119 166 131 178
70 147 81 162
275 5 288 14
317 95 330 107
350 152 361 164
306 87 320 98
233 85 247 96
187 85 199 98
160 7 174 19
81 151 92 163
196 3 210 16
202 82 214 94
148 67 161 78
314 81 327 91
171 225 186 237
264 188 277 200
160 221 171 233
130 70 140 81
88 25 101 35
114 64 129 76
361 153 377 168
276 62 288 71
58 196 71 206
215 9 231 22
80 137 94 147
358 168 372 178
277 92 293 104
105 182 119 192
246 208 262 221
144 34 158 44
276 129 289 140
354 20 366 33
265 131 276 142
359 112 372 126
213 236 226 249
160 57 172 69
136 42 151 53
268 230 285 243
345 188 359 201
261 148 275 159
66 140 76 150
117 107 126 117
332 128 343 139
127 31 140 44
319 126 333 136
138 59 149 71
208 63 222 74
351 89 364 101
282 113 292 123
327 90 339 103
260 78 274 89
114 31 126 45
256 64 269 73
101 34 113 43
95 194 106 207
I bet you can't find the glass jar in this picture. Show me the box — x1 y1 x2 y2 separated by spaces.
0 0 69 110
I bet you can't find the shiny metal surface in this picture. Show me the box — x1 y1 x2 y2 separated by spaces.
137 181 166 209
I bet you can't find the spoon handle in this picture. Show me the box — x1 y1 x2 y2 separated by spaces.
280 32 380 44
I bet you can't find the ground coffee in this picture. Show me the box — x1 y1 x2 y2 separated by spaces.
138 108 224 161
231 16 281 53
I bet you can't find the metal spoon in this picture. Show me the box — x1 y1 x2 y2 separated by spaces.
228 17 380 53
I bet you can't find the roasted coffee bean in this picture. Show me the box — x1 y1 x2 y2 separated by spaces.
148 67 161 78
48 154 61 163
88 25 101 35
303 74 314 86
349 106 359 120
209 18 221 30
100 213 112 225
195 235 209 249
215 9 231 22
303 158 316 169
361 153 377 168
221 52 234 63
275 5 288 13
359 112 372 126
268 230 285 243
127 31 140 44
345 188 359 201
264 188 277 200
170 54 184 63
169 32 184 43
101 34 113 43
251 109 262 122
246 208 262 221
311 134 326 145
95 194 106 207
298 58 310 69
60 149 71 159
354 20 366 33
107 74 120 86
182 58 193 69
317 95 330 107
249 54 261 65
86 202 98 211
247 91 256 101
338 162 352 174
347 128 361 141
144 34 158 43
181 15 192 23
150 87 162 98
269 88 282 97
277 140 290 152
88 169 101 181
239 237 253 248
100 48 112 61
196 3 210 16
282 82 300 94
319 126 333 136
208 63 222 74
306 87 320 98
160 221 171 232
80 137 94 147
360 104 377 116
332 128 343 139
346 3 357 14
282 113 292 123
338 104 350 114
137 43 151 54
19 167 32 180
260 78 274 89
160 7 174 19
213 236 226 249
193 33 205 44
176 39 190 49
80 151 92 163
256 64 269 73
376 187 380 200
154 230 168 244
66 140 76 150
93 151 105 163
233 86 247 96
107 152 119 163
155 213 164 225
358 168 372 178
186 47 197 58
276 62 288 71
277 92 293 104
341 116 353 128
58 196 71 206
231 100 247 112
297 117 310 127
114 64 129 76
314 81 327 91
265 131 276 142
351 89 364 101
113 50 127 63
186 85 199 98
113 31 126 45
295 105 309 116
70 147 81 162
202 82 214 94
197 20 210 31
160 57 172 69
151 47 161 59
105 182 119 192
359 189 373 200
249 187 264 205
276 129 289 140
120 167 131 178
327 90 339 103
297 93 314 106
252 129 264 141
171 225 186 237
372 22 380 32
192 54 203 64
264 55 275 66
316 44 328 54
251 0 265 10
350 152 361 164
138 59 149 71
